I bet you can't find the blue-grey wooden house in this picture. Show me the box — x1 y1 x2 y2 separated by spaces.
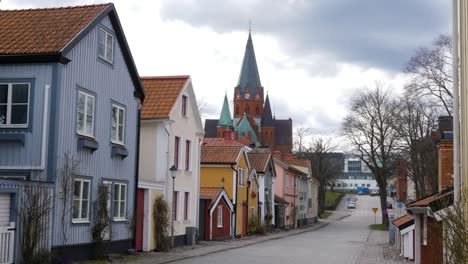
0 3 144 262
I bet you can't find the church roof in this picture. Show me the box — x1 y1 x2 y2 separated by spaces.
236 115 259 143
237 32 262 95
218 94 233 127
261 94 274 127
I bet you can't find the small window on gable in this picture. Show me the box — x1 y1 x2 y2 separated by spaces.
98 28 114 64
182 95 188 117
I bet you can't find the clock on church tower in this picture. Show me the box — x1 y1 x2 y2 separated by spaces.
244 93 250 99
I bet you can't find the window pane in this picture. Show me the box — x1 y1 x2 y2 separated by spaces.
0 85 7 103
85 114 93 135
74 181 81 199
118 109 124 125
113 200 119 217
118 125 124 142
120 201 125 218
77 112 84 132
111 107 117 140
106 47 113 62
72 200 80 219
78 94 85 113
86 96 94 116
81 201 88 219
106 33 113 47
114 185 119 201
82 181 89 200
120 185 126 200
98 43 105 58
12 84 28 103
11 105 27 124
98 29 105 43
0 105 6 125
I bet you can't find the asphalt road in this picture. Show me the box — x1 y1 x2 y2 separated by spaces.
171 194 385 264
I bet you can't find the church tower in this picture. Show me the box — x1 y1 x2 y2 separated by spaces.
217 94 234 138
233 32 264 126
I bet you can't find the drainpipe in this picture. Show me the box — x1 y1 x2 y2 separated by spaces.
246 179 251 235
453 0 461 202
133 104 142 249
230 164 238 237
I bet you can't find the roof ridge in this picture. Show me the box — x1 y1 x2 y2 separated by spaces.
141 75 190 80
0 3 111 12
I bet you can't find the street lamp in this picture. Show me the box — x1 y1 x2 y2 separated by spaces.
170 165 177 249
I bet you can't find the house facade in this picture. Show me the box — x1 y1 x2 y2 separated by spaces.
200 145 250 238
0 4 144 262
199 187 234 240
137 76 203 250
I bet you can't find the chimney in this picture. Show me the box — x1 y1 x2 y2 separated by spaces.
437 140 454 192
272 151 282 160
438 116 453 139
224 130 233 140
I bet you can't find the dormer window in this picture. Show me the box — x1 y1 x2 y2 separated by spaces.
98 28 114 64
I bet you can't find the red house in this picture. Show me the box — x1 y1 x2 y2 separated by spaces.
199 187 234 240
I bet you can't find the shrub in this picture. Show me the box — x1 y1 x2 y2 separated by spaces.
153 196 170 252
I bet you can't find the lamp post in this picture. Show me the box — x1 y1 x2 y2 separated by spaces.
170 165 177 249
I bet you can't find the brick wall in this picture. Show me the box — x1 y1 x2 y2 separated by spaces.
437 141 454 192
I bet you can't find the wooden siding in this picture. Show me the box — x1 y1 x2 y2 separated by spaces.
51 15 138 247
0 63 53 178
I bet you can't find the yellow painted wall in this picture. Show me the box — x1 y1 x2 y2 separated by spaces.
248 176 259 232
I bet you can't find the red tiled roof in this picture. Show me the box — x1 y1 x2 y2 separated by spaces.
200 187 221 200
201 145 243 164
406 190 453 208
247 152 271 173
285 158 310 168
140 76 189 119
392 214 414 228
0 4 110 55
202 138 245 146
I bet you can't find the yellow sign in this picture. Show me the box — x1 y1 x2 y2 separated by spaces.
372 208 378 214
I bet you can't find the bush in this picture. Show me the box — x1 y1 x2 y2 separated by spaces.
255 222 266 235
25 249 51 264
153 196 170 252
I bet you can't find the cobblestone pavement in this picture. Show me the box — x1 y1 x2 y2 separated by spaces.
356 230 408 264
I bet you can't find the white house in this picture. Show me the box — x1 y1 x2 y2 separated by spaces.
136 76 204 250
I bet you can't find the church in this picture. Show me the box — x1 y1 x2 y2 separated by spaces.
204 31 293 155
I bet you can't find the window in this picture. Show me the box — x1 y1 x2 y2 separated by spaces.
77 91 95 137
238 168 245 186
184 192 189 220
245 105 249 115
217 206 223 227
113 183 127 220
174 136 180 169
182 95 187 117
255 104 259 115
185 140 191 171
0 83 29 127
235 104 239 115
111 104 125 144
367 184 371 187
173 191 179 221
98 28 114 63
72 179 90 223
361 184 365 187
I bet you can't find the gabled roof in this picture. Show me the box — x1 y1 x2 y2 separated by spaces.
406 189 453 210
248 151 271 173
200 187 223 200
261 94 274 127
202 138 244 146
218 94 233 127
0 3 144 100
392 214 414 230
237 32 262 95
201 145 244 164
140 76 189 120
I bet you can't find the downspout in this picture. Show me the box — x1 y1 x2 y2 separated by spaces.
230 164 238 237
246 179 250 235
453 0 461 202
133 104 142 248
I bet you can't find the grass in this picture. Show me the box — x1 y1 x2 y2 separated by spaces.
324 191 345 210
319 211 332 219
369 224 389 231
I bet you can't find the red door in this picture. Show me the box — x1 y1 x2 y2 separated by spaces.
242 204 247 236
135 188 145 251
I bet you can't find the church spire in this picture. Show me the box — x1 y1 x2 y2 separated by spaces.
237 31 262 96
261 93 274 127
218 94 233 127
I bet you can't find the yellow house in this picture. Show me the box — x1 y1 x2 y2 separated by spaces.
247 169 259 233
200 144 251 237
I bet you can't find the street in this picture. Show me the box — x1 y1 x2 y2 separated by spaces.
168 195 393 264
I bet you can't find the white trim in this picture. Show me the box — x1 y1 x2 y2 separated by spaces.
0 82 30 128
400 224 415 235
98 28 114 63
138 180 165 190
208 189 234 215
72 178 91 223
111 104 125 145
76 91 95 138
113 183 127 221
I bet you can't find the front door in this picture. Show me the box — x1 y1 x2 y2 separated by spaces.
135 189 145 251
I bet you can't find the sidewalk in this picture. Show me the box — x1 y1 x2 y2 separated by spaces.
356 230 407 264
115 220 330 264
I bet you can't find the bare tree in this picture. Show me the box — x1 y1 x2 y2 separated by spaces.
293 127 311 153
296 137 342 214
342 85 400 226
197 97 209 119
405 34 453 116
397 96 439 198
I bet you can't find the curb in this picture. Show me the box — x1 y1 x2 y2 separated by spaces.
154 222 329 264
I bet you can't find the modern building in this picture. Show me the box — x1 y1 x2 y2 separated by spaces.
0 4 145 261
335 155 378 192
136 76 204 250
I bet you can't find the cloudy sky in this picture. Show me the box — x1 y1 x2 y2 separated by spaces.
1 0 452 143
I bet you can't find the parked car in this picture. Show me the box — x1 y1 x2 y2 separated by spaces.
370 190 379 196
347 200 356 209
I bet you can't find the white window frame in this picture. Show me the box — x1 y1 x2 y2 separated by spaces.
113 183 127 221
217 205 223 227
0 83 30 128
76 91 95 137
98 28 114 63
72 178 91 223
239 168 245 186
111 104 125 145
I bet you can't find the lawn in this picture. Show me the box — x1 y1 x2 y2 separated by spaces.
324 191 344 210
369 224 389 231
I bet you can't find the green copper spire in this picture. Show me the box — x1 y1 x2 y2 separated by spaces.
237 32 261 95
218 94 233 127
236 114 259 143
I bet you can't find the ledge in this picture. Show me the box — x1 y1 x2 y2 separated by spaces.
77 137 99 152
111 144 128 159
0 134 25 145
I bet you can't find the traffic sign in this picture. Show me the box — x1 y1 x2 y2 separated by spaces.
372 208 378 214
397 202 403 209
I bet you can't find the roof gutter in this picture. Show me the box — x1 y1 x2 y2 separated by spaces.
0 53 70 64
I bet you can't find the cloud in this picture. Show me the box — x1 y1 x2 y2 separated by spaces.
160 0 451 73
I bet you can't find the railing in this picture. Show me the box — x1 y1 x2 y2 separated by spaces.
0 223 15 264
